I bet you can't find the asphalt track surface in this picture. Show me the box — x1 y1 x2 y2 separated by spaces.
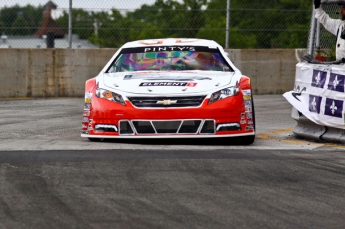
0 95 345 229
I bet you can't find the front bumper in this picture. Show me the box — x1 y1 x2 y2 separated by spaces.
81 95 255 139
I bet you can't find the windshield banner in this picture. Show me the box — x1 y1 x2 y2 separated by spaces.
283 62 345 129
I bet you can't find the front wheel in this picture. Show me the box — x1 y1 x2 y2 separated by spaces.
237 135 255 145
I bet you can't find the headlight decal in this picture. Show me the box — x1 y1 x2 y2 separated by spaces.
208 86 240 105
96 86 126 106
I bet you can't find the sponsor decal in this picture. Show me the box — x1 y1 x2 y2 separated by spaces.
84 103 91 110
186 82 198 87
245 107 252 112
311 70 327 88
144 46 195 52
309 95 322 114
246 112 252 119
292 85 306 101
243 95 251 101
81 131 89 135
324 98 343 118
240 113 246 124
82 123 88 129
139 82 194 87
244 100 252 107
88 119 93 130
246 126 254 130
248 119 253 125
83 117 89 122
242 89 251 96
85 92 92 103
83 110 90 116
328 73 345 93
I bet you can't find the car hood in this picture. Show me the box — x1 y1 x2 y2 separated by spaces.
100 71 241 94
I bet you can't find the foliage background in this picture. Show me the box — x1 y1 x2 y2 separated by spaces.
0 0 313 49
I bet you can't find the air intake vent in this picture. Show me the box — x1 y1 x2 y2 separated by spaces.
118 119 215 135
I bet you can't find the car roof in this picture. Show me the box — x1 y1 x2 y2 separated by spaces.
121 38 222 49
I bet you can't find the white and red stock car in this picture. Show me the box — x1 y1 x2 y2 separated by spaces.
81 38 255 144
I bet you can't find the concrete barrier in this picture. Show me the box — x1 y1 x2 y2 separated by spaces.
292 107 345 144
0 48 301 98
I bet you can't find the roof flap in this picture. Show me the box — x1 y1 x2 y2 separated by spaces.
321 0 345 5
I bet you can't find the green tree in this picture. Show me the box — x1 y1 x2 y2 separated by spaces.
22 5 43 34
55 8 94 40
182 0 207 37
96 9 131 48
128 0 185 40
127 0 207 41
0 0 313 49
0 20 5 33
204 0 310 48
11 15 31 35
0 4 43 35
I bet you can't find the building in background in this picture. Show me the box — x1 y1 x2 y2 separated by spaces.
35 0 65 48
0 1 98 49
0 34 98 48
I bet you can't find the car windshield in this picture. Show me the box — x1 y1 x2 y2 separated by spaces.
107 48 232 72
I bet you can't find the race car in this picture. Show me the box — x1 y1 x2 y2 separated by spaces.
81 38 255 144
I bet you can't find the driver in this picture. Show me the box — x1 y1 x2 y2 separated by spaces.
194 52 215 70
314 0 345 60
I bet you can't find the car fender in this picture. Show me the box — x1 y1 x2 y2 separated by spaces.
240 75 252 91
85 78 97 93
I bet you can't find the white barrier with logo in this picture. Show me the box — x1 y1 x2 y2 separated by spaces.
284 62 345 130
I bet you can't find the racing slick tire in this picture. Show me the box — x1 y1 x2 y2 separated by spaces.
237 135 255 145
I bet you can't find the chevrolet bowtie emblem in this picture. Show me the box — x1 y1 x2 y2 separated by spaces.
157 100 177 105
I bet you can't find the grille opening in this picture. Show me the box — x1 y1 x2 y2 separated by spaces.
118 119 216 135
119 121 134 134
179 120 201 133
153 121 180 133
133 121 155 134
127 95 206 108
200 120 215 134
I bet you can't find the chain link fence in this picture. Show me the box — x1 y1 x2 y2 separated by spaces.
0 0 314 49
308 3 339 60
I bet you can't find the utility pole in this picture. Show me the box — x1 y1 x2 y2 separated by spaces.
225 0 230 49
68 0 72 48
